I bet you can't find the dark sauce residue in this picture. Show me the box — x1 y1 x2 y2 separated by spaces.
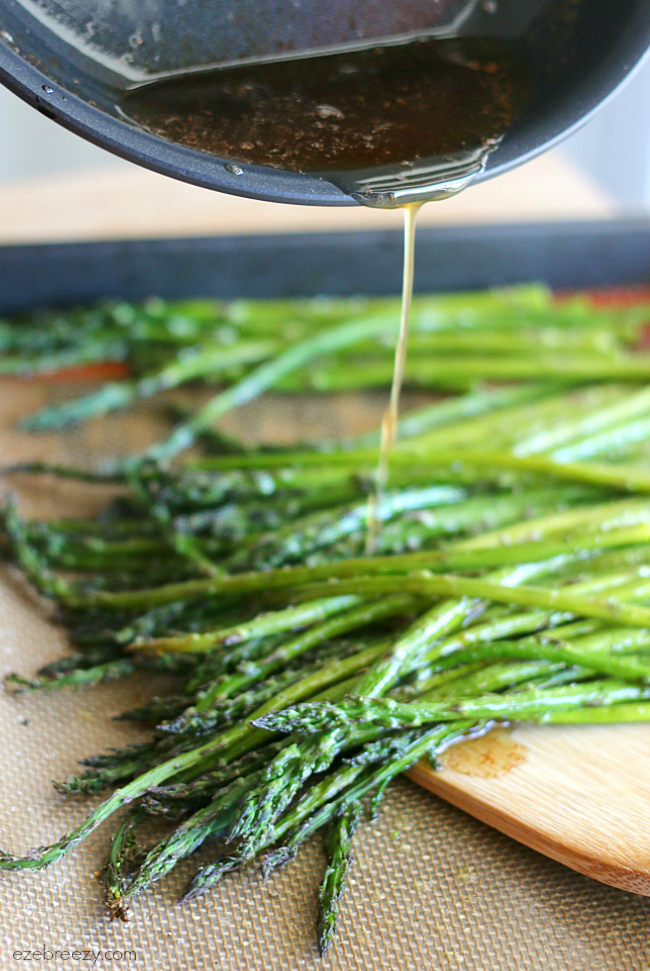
120 37 533 174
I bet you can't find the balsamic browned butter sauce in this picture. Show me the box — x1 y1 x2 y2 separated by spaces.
121 37 531 203
122 35 533 541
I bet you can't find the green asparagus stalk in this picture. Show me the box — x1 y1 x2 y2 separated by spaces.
5 659 137 692
21 341 277 432
341 385 551 449
515 386 650 456
193 596 413 711
103 810 146 921
317 803 361 955
110 771 263 918
283 352 650 392
544 702 650 724
132 595 360 654
254 680 650 735
141 314 429 463
288 571 650 630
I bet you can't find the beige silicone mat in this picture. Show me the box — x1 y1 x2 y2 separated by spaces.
1 377 650 971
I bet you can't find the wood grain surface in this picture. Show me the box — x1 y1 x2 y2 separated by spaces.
408 722 650 895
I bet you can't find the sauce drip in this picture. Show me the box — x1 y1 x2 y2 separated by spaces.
366 201 421 553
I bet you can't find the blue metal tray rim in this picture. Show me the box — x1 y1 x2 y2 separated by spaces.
1 219 649 314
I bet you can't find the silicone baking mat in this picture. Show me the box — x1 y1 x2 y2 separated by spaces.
1 374 650 971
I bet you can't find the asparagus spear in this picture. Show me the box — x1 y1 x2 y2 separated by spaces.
103 810 146 921
317 803 361 955
20 341 277 432
255 681 650 735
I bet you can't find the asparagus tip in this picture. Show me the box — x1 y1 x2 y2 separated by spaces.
177 882 203 906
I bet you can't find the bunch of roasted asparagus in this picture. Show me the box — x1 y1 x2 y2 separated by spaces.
3 290 650 953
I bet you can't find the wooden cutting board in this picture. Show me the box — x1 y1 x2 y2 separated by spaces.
407 722 650 895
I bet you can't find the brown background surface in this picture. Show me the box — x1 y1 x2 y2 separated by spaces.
0 152 611 246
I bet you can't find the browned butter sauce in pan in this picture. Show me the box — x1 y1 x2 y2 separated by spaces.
120 37 530 177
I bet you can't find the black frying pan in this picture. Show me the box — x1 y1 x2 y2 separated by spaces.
0 0 649 205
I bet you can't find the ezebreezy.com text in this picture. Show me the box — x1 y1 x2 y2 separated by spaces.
12 950 137 964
